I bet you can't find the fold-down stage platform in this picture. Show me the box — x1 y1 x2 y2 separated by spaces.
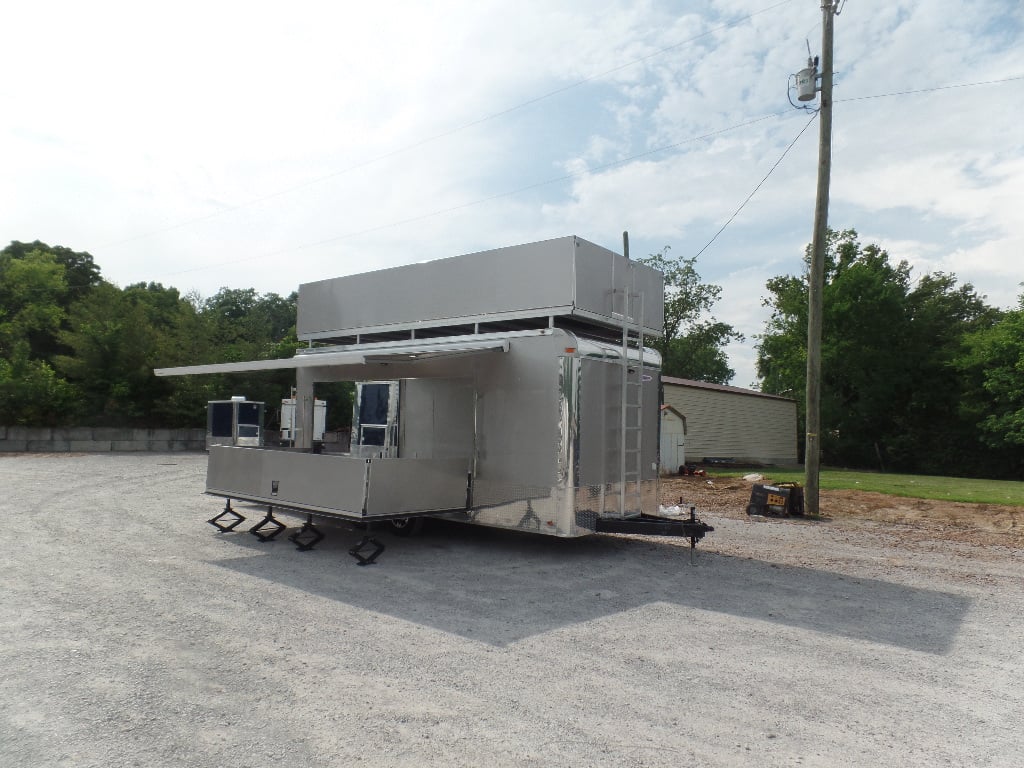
207 445 470 520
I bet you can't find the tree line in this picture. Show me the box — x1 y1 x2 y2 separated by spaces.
0 240 350 430
2 235 1020 479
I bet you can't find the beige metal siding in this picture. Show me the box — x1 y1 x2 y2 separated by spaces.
663 380 798 465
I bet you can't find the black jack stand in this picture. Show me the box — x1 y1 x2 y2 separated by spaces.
249 506 286 542
289 514 325 552
349 535 386 566
208 499 245 532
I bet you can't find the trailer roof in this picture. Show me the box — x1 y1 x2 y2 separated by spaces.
297 236 665 342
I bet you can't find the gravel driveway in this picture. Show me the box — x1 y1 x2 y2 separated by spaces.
2 453 1022 767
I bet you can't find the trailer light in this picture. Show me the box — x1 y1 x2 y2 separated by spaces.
564 347 576 353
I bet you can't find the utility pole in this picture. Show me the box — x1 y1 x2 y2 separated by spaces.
804 0 839 516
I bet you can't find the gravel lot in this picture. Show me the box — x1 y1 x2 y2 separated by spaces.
2 453 1022 767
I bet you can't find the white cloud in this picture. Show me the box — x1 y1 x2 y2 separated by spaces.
1 0 1021 385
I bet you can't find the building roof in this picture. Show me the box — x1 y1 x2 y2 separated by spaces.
662 376 796 403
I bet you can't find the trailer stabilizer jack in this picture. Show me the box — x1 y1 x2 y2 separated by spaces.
349 535 386 566
289 514 325 552
249 506 286 542
208 500 245 532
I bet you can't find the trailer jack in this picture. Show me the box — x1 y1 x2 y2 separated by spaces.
289 514 325 552
208 500 245 532
349 535 386 566
249 506 287 542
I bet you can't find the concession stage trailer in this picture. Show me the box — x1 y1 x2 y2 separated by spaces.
156 236 713 562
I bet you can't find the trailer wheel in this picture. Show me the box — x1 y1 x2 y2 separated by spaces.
389 517 425 537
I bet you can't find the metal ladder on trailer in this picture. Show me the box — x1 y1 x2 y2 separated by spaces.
618 282 645 517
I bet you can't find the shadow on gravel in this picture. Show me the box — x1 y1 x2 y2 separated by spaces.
209 516 969 654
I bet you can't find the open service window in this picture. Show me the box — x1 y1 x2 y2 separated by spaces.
352 381 399 457
349 378 475 462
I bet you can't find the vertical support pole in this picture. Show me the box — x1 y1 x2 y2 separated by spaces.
805 1 837 516
295 367 315 451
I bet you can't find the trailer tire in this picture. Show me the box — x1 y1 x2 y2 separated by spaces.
389 517 425 537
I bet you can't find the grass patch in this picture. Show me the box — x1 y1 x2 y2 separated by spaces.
707 468 1024 507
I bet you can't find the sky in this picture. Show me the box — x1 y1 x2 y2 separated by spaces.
2 0 1022 388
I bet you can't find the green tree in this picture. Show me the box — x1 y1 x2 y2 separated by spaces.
757 229 1001 475
0 248 81 424
0 248 68 360
639 248 742 383
1 240 102 295
889 273 998 474
53 283 164 425
958 294 1024 465
0 352 79 426
120 282 216 426
194 288 305 429
1 241 103 364
201 289 297 356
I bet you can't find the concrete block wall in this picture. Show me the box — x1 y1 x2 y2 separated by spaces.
0 426 206 453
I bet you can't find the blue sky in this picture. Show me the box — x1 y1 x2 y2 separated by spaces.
2 0 1021 387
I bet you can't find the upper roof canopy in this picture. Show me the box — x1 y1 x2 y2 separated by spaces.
297 235 664 344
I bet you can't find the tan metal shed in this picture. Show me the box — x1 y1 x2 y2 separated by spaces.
661 377 798 466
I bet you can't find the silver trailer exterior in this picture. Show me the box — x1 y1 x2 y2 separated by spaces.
157 236 680 539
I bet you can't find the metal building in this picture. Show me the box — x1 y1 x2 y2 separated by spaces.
662 377 798 466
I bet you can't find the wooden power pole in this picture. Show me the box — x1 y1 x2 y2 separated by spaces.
805 1 839 515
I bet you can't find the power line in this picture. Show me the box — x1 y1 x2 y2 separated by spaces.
836 75 1024 102
693 112 819 260
99 1 795 251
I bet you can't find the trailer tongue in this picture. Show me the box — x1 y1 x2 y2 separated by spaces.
156 236 714 562
595 508 714 548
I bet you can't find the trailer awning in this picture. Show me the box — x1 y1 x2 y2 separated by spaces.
154 338 510 377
